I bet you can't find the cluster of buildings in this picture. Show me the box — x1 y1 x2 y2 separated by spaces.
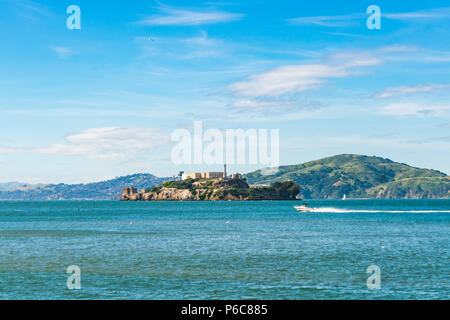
123 165 243 195
182 171 223 180
180 164 241 181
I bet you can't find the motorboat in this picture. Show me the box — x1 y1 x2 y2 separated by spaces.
294 204 314 213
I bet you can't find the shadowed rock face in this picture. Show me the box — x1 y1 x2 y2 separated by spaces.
210 178 249 189
121 178 300 201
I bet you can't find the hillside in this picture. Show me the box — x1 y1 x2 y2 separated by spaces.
0 182 29 190
0 174 167 200
244 154 450 199
1 154 448 200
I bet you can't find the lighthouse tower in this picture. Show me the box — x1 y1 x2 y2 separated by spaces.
223 164 227 179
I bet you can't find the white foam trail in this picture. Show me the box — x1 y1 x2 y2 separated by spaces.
299 207 450 213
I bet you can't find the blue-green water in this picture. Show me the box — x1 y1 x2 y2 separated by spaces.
0 200 449 300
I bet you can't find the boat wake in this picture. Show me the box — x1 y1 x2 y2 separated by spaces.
298 207 450 213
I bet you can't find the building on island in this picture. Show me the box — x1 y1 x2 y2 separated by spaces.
181 164 229 180
123 187 137 195
231 173 241 180
182 172 224 180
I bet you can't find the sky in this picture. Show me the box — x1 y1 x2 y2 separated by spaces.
0 0 449 184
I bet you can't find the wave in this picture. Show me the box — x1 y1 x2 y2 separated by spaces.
299 207 450 213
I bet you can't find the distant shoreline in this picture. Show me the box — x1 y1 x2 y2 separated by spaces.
1 154 448 201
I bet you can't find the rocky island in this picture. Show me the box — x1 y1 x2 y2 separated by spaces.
2 155 447 201
121 176 300 201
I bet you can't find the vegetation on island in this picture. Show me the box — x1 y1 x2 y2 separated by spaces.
121 178 300 201
244 154 450 199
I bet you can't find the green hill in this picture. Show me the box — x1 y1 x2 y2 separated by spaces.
244 154 450 199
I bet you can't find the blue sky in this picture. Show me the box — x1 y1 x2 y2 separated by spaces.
0 0 449 183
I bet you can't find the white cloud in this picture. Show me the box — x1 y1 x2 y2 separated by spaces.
37 127 170 160
375 84 450 98
380 102 450 117
50 46 75 59
229 54 380 97
139 7 243 26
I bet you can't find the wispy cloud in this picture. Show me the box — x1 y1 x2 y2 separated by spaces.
0 146 30 160
37 127 169 160
138 6 243 26
380 102 450 117
179 31 225 59
384 7 450 21
4 0 53 22
374 84 450 98
226 98 328 121
230 100 285 109
5 0 52 15
0 146 28 154
288 7 450 27
292 134 450 150
379 45 419 53
228 98 323 112
229 53 380 97
135 30 234 59
50 46 75 59
288 14 362 27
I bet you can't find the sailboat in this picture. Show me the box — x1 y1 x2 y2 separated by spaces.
342 194 347 200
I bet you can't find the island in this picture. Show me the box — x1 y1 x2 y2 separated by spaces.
2 154 447 201
120 174 300 201
245 154 450 199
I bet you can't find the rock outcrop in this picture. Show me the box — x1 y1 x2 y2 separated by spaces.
121 178 300 201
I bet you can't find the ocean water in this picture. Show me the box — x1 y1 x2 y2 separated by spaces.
0 200 448 300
